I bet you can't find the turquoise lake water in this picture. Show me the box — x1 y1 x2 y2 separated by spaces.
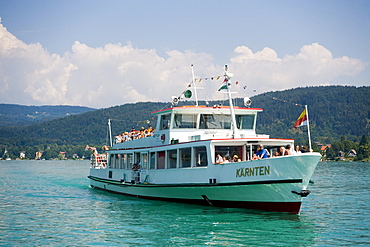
0 160 369 246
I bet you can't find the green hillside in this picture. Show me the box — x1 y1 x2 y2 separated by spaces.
0 85 369 160
252 85 370 144
0 104 95 126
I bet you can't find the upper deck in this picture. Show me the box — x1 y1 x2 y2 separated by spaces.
112 105 266 150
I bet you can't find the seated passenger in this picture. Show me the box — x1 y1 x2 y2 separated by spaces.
123 132 130 141
232 155 241 162
215 153 223 164
292 145 301 154
277 146 285 156
223 156 230 163
115 135 122 144
284 144 292 156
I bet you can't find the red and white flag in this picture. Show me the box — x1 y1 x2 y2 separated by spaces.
294 108 308 129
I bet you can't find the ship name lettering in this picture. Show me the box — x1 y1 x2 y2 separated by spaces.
236 166 270 177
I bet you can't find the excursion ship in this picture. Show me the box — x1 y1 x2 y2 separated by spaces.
88 66 321 214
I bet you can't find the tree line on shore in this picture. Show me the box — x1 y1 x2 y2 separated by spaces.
0 85 369 161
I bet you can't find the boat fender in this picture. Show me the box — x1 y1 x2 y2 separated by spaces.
291 190 311 197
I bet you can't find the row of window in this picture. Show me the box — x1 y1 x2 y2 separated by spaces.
161 113 255 130
108 146 208 170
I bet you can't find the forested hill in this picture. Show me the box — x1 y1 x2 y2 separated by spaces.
0 104 95 126
0 85 369 152
251 85 370 144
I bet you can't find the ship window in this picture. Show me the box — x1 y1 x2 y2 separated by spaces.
180 148 191 168
236 115 255 130
157 151 165 169
199 114 231 129
121 154 126 169
173 114 197 128
141 153 148 170
109 154 120 169
127 153 133 169
215 146 243 162
149 152 156 169
109 154 113 168
195 146 208 167
116 154 120 169
160 114 171 130
167 149 177 168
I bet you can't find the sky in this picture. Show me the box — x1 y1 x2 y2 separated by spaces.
0 0 369 108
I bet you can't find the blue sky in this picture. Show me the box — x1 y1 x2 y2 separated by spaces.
0 0 369 108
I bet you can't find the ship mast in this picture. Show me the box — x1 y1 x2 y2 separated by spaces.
191 64 199 106
224 65 238 138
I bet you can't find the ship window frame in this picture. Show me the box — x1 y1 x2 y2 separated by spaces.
167 149 177 169
173 114 197 129
149 152 156 169
120 154 127 169
235 114 255 130
160 114 171 130
109 154 120 169
126 153 133 169
214 146 244 163
157 151 166 169
199 114 231 129
179 147 191 168
194 146 208 167
108 154 113 168
141 152 148 170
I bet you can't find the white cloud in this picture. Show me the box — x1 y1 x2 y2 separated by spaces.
0 24 366 108
230 43 365 94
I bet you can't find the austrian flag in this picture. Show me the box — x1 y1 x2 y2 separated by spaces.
294 108 308 129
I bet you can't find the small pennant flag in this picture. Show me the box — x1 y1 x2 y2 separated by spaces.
218 79 228 91
294 108 308 129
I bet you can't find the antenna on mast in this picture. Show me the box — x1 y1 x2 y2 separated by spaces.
191 64 199 106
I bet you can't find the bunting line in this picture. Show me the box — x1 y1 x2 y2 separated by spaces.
266 95 303 107
193 75 222 83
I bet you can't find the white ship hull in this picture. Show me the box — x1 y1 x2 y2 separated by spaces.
89 153 321 214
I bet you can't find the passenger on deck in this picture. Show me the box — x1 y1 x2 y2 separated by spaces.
292 145 301 154
255 144 270 159
284 144 293 156
215 154 224 164
223 156 231 163
117 126 155 143
115 135 122 144
232 155 241 162
123 132 130 141
275 146 285 157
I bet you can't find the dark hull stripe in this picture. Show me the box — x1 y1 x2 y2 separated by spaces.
88 176 303 187
90 185 302 214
